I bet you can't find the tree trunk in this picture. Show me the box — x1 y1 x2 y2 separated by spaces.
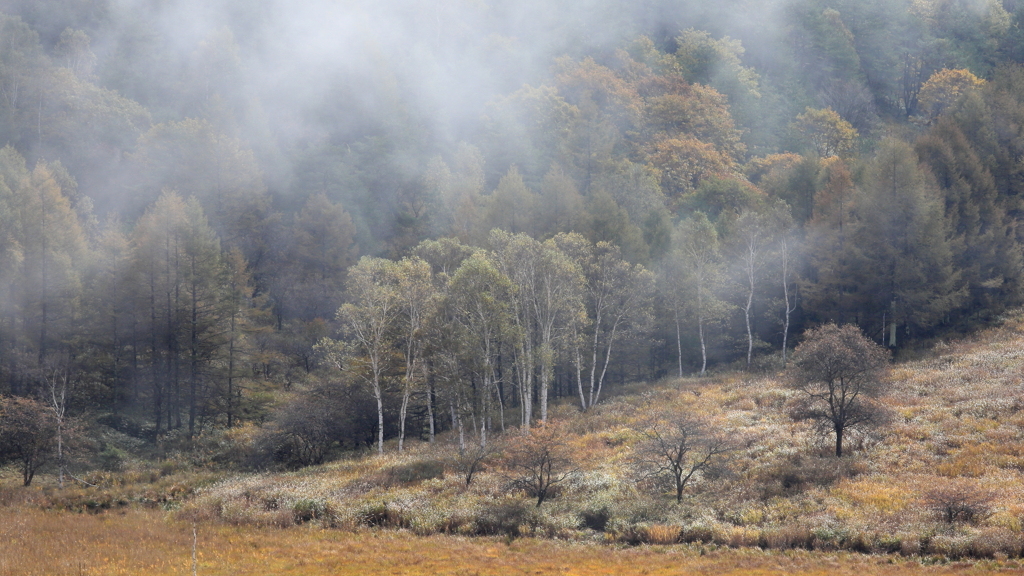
674 307 683 378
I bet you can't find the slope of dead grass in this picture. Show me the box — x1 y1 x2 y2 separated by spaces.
6 313 1024 571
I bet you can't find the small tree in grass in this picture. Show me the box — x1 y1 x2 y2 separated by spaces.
503 422 577 507
632 412 732 503
788 323 889 457
0 396 56 486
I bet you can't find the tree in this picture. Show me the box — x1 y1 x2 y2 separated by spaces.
788 323 889 457
850 139 964 346
661 213 727 376
393 257 436 452
802 157 858 326
555 237 654 409
632 410 732 503
489 230 585 426
445 252 515 447
282 193 357 322
179 197 227 437
731 204 789 368
502 422 577 507
484 166 538 236
12 159 87 371
793 107 858 158
335 257 401 455
918 68 985 120
0 395 55 486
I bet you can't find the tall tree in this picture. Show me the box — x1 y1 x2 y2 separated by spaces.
662 213 727 377
850 139 965 346
179 197 226 437
393 257 436 452
446 252 514 446
556 237 654 409
730 204 789 368
336 257 402 455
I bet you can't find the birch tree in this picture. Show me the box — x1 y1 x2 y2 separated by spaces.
446 252 514 447
337 256 401 454
662 213 727 377
555 236 654 409
394 256 436 452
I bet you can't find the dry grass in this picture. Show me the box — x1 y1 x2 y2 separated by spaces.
0 506 1013 575
9 312 1024 569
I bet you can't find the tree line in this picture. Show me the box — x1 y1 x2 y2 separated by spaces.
1 1 1024 463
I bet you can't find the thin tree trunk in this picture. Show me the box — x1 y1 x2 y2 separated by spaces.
674 306 683 378
574 343 587 410
745 266 754 368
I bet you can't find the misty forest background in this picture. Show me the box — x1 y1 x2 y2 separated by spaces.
1 0 1024 464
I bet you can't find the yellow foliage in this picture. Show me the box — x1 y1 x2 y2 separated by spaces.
918 68 985 119
793 107 857 158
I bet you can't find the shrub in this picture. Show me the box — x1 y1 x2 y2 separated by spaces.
292 498 332 524
474 498 538 537
580 506 611 532
921 479 995 525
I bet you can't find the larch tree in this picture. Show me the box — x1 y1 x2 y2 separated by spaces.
851 139 965 346
13 160 87 373
179 197 226 437
131 191 188 433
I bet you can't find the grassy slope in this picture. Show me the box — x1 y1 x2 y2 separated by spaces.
4 314 1024 572
176 313 1024 559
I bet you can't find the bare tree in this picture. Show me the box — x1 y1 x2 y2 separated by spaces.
444 441 496 487
502 422 577 507
632 412 732 502
788 323 889 457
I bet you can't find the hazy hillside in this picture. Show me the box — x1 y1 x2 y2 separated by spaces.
4 311 1022 566
3 3 1024 551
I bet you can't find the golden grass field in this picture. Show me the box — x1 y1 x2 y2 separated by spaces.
0 507 1016 575
6 315 1024 574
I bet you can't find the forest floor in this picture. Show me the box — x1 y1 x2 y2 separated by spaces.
5 315 1024 573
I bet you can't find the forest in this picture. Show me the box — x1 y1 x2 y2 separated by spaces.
0 0 1024 470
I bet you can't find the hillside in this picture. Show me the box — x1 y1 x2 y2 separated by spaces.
6 312 1024 568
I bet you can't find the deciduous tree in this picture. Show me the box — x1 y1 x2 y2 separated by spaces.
788 323 889 457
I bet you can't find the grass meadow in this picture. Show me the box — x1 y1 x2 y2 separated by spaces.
0 507 1014 575
6 314 1024 573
